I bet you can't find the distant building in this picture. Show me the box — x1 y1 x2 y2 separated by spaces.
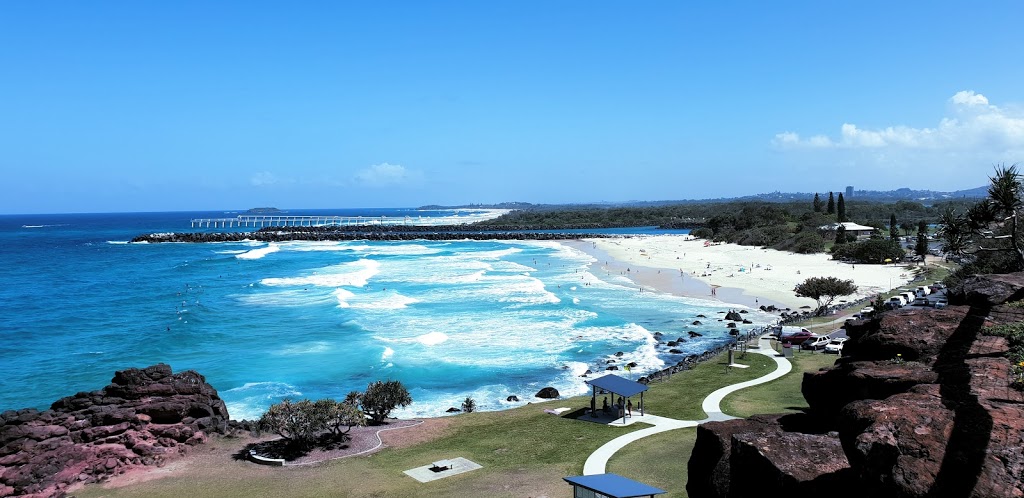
821 222 876 239
845 186 854 198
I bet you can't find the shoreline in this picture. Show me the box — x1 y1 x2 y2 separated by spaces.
561 239 791 311
564 235 915 311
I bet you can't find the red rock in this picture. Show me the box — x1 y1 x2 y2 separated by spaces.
688 273 1024 498
0 364 229 497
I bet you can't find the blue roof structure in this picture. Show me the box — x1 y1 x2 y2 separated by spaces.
563 473 666 497
585 374 648 398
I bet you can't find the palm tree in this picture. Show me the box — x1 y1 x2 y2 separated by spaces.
985 164 1024 267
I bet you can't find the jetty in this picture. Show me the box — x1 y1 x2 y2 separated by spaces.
189 215 442 229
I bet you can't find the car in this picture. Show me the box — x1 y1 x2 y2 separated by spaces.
800 335 831 350
916 286 931 296
824 337 848 354
911 297 931 307
888 296 907 308
935 298 948 309
780 331 814 345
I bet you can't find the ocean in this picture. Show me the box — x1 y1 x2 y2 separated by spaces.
0 209 772 420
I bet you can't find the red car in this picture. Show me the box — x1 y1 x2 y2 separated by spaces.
780 331 814 345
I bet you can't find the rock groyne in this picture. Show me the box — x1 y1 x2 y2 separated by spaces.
131 225 618 243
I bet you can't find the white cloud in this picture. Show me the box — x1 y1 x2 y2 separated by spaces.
772 91 1024 152
950 90 989 107
354 163 423 187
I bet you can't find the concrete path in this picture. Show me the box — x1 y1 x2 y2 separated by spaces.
582 340 792 475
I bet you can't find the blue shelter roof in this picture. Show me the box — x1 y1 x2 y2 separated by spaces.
585 373 648 398
563 473 666 497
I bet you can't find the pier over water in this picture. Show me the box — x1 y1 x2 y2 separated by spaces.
190 215 444 229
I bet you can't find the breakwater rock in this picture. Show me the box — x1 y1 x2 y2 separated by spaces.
687 273 1024 498
131 226 616 243
0 364 230 497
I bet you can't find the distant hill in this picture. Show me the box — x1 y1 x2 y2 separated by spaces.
419 186 988 210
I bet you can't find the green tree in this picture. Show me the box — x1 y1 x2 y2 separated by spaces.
827 192 835 215
900 221 915 237
830 238 905 264
461 397 476 413
835 224 847 245
360 380 412 425
915 230 929 263
889 214 898 241
938 164 1024 269
794 276 858 315
985 164 1024 267
837 193 847 222
813 193 823 213
314 398 365 439
938 207 970 258
257 399 323 449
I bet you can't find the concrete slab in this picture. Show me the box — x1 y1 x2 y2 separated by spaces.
404 457 482 483
576 409 651 427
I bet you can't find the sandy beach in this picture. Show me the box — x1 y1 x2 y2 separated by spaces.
565 235 916 311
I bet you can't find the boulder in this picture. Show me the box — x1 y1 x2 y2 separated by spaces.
534 387 559 399
506 395 519 402
725 311 743 321
947 271 1024 307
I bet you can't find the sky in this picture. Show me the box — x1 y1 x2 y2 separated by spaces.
2 1 1023 214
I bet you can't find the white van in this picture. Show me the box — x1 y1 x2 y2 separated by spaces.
916 286 931 297
775 326 811 339
888 296 907 308
901 291 917 304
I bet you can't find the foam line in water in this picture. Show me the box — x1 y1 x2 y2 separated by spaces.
260 259 380 288
236 243 281 260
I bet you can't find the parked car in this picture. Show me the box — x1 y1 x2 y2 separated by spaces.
824 337 848 354
888 296 907 308
800 335 831 350
916 286 931 297
901 291 917 304
911 297 932 307
935 298 948 309
780 331 815 345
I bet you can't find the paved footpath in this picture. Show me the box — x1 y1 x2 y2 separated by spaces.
582 341 792 475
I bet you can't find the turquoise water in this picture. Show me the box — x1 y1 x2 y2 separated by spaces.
0 210 770 419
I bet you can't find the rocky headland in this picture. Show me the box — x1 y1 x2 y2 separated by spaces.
0 364 231 497
687 272 1024 498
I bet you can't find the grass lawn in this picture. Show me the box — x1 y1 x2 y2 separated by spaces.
75 346 818 498
720 349 837 418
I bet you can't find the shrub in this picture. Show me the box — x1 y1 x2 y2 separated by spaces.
461 397 476 413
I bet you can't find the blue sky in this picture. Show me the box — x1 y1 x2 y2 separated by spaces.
2 1 1023 214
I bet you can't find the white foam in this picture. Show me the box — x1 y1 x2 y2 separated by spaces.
222 381 303 421
333 288 419 309
236 244 281 260
106 240 129 245
277 341 332 355
382 346 394 360
415 331 449 346
261 259 380 288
